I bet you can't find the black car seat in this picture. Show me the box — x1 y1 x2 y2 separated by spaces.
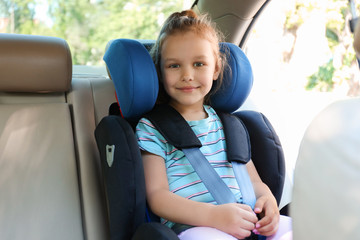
95 38 285 240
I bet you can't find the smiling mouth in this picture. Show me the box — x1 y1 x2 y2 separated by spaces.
178 86 199 92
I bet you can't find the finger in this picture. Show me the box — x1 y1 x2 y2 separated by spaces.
241 218 257 231
234 228 253 239
256 215 272 228
255 216 279 236
257 221 278 236
253 225 278 237
254 199 265 214
236 204 258 222
237 203 254 212
259 208 279 225
242 210 258 223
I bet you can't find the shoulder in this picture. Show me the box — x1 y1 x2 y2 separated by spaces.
136 117 168 158
136 117 162 139
137 117 156 130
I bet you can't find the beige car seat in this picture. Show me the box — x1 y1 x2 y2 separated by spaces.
0 34 110 240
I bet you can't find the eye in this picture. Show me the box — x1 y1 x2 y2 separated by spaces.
194 62 204 67
168 64 180 68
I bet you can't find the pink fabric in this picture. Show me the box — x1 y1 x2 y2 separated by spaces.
178 226 237 240
178 215 292 240
267 216 292 240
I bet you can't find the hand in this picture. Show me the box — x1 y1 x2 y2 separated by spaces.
209 203 258 239
253 195 279 236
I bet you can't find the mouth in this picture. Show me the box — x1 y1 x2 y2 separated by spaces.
177 86 199 92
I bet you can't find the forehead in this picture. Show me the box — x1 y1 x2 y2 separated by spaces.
161 31 216 59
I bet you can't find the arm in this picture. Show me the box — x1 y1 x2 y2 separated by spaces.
246 160 279 236
142 151 258 239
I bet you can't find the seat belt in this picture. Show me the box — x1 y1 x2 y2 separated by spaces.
232 161 256 208
182 148 237 204
183 148 256 208
218 111 257 208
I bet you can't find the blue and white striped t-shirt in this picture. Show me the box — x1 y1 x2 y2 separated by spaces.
135 105 243 228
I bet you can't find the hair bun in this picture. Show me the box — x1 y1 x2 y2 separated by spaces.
180 9 198 19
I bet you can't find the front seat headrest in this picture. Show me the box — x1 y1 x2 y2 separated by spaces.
0 33 72 93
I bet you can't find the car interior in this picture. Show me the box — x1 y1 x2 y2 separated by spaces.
0 0 358 239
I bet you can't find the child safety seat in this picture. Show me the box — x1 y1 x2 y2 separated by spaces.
95 39 285 240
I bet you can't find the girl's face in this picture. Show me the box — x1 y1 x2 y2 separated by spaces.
160 31 220 110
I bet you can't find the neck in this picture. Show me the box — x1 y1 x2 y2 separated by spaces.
169 102 207 121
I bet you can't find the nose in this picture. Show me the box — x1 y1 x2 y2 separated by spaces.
182 66 193 81
182 75 192 81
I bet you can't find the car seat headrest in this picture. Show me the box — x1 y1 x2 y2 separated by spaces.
0 33 72 93
104 39 253 120
104 39 159 120
210 43 253 112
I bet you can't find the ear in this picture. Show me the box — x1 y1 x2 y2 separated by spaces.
213 58 221 80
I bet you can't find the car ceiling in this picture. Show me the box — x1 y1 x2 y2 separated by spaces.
193 0 271 48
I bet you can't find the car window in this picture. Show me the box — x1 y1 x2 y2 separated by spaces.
245 0 360 179
0 0 192 65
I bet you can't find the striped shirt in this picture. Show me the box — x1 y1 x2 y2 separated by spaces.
135 105 242 228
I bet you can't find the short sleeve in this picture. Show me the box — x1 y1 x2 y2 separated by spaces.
135 117 167 159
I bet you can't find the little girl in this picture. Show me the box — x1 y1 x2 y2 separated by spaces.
136 9 291 240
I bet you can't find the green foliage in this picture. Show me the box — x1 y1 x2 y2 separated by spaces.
0 0 36 33
285 0 359 93
1 0 182 65
284 2 305 32
343 51 356 67
47 0 182 65
325 28 339 50
324 1 347 51
306 59 335 92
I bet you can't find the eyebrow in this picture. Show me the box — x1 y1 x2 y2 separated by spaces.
162 58 178 63
193 55 209 60
163 55 210 63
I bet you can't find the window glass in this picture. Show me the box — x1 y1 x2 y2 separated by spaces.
245 0 360 178
0 0 192 65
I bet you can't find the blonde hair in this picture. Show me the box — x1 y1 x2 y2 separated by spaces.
151 9 228 104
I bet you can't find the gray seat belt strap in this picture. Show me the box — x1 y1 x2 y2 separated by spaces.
232 161 256 208
182 148 256 208
182 148 237 204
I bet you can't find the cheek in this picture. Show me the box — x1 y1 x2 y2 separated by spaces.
199 71 215 85
161 70 175 89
